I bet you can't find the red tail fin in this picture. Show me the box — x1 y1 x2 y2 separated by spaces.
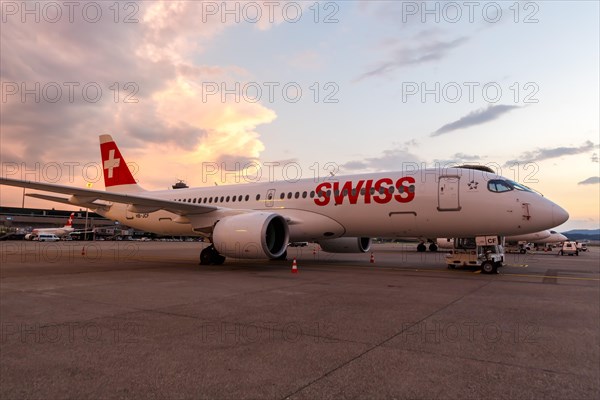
65 212 74 227
99 135 143 193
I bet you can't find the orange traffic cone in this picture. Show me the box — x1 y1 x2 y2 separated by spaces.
81 246 86 256
291 258 298 274
370 252 375 264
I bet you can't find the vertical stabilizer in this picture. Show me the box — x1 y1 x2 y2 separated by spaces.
99 135 144 193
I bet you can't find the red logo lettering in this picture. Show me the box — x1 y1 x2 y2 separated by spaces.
313 177 415 206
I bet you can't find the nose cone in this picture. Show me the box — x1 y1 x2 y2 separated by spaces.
552 204 569 227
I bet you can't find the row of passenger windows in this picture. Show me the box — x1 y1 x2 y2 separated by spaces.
172 185 416 204
174 194 253 204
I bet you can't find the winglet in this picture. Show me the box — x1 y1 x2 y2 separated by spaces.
99 135 142 192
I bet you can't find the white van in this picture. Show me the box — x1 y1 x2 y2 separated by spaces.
559 241 578 256
36 234 60 242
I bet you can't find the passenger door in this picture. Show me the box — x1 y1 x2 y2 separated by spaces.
438 176 461 211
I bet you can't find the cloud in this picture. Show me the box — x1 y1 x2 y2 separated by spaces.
592 153 599 163
504 141 598 166
342 148 421 172
433 153 482 166
356 32 468 81
431 105 521 137
1 1 277 191
578 177 600 185
452 153 481 161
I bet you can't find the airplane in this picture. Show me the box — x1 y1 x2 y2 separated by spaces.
24 212 75 240
507 229 569 252
0 135 569 266
437 229 568 252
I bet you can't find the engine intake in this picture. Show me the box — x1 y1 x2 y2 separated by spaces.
213 212 289 259
319 237 372 253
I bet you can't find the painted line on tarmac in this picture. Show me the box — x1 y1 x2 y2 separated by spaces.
501 273 600 281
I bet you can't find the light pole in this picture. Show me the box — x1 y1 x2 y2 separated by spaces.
85 182 92 240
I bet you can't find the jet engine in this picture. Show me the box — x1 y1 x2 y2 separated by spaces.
212 212 289 259
319 237 372 253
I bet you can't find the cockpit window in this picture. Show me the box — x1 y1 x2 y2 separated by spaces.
507 180 534 192
487 180 513 193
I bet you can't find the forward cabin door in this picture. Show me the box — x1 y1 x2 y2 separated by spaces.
438 176 461 211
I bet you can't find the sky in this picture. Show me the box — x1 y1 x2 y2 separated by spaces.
0 0 598 231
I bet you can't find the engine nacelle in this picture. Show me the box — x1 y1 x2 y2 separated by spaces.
319 237 372 253
213 212 289 259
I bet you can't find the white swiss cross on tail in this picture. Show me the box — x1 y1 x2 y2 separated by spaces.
103 149 120 178
99 134 139 192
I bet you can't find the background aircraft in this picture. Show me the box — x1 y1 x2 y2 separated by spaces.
24 212 75 240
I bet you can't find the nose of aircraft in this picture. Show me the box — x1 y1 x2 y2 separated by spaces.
552 204 569 227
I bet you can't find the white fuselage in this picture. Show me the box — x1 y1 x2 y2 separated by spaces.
98 168 566 241
31 226 73 237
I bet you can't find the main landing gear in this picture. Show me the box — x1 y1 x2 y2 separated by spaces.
417 242 438 252
199 245 226 265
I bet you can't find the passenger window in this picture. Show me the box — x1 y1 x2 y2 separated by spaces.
256 194 260 201
302 191 307 199
193 198 197 203
287 192 292 199
310 191 315 198
295 192 300 199
226 196 230 202
280 193 285 200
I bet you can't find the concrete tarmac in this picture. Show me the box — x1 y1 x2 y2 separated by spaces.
1 242 598 399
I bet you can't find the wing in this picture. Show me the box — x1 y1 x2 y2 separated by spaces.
0 177 217 216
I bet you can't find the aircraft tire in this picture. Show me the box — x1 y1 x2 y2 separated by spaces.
212 253 226 265
429 243 438 252
200 247 214 265
200 245 224 265
417 243 427 252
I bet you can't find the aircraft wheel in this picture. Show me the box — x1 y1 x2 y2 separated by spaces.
429 243 438 252
200 247 213 265
481 261 496 274
417 243 427 252
212 253 226 265
519 248 526 254
447 264 456 269
200 245 225 265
